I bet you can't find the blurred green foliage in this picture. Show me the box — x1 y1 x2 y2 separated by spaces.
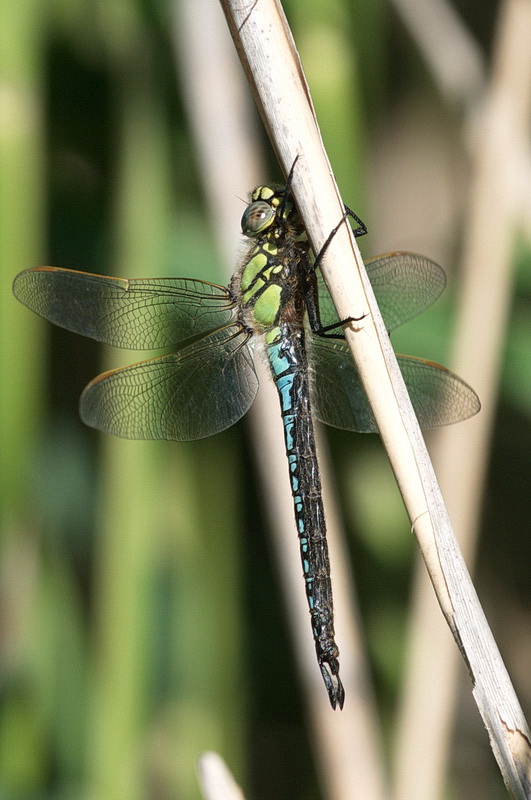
1 0 530 799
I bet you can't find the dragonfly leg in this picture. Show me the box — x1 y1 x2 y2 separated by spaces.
344 205 367 239
304 246 367 338
302 204 368 338
277 155 301 221
312 206 367 276
312 313 367 337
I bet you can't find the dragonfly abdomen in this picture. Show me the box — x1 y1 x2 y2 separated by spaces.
267 324 345 710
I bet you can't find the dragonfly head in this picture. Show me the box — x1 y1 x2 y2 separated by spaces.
241 183 297 239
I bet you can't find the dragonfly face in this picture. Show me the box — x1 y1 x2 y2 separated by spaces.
13 174 480 709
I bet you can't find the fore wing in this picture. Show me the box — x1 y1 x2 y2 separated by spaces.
316 252 446 333
13 267 235 350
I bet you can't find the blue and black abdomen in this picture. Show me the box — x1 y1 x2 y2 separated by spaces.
267 324 344 710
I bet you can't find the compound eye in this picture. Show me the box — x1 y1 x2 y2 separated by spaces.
241 200 275 237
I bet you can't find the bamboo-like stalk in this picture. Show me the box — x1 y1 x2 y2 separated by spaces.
219 0 531 796
393 0 531 797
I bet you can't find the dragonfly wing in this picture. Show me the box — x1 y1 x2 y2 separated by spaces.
316 252 446 332
394 354 480 428
309 336 480 432
366 253 446 330
309 336 378 432
13 267 235 349
80 325 258 440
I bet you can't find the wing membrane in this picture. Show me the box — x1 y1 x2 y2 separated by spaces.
317 252 446 332
80 325 257 440
13 267 235 349
309 336 480 433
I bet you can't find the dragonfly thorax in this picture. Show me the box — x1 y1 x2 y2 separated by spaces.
234 182 311 337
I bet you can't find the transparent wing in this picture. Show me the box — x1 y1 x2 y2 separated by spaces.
309 335 480 433
13 267 235 349
80 325 257 440
316 252 446 332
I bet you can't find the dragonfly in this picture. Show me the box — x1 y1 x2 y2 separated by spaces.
13 167 480 709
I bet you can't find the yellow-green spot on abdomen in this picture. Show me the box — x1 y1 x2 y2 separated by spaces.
264 326 281 345
253 284 282 327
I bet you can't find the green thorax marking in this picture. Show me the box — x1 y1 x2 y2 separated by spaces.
240 242 278 292
240 242 284 328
